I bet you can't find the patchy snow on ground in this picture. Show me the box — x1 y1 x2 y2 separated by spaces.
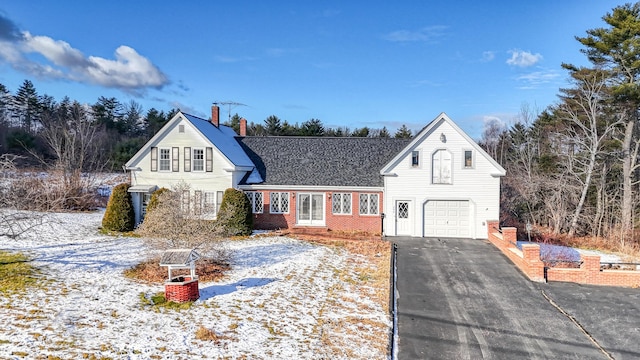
0 211 390 359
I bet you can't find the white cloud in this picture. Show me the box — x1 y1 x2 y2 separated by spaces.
383 25 448 43
515 69 560 88
506 49 542 67
0 14 168 92
86 46 167 89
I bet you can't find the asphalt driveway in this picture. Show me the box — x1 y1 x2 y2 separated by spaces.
394 237 640 359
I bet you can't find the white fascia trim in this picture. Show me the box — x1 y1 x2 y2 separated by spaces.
238 184 384 192
223 166 254 172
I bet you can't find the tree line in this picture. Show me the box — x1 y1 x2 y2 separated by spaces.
480 3 640 246
0 81 414 173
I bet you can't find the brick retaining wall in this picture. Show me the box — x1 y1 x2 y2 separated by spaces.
486 220 640 288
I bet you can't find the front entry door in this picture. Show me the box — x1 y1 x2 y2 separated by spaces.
396 200 412 235
297 193 325 225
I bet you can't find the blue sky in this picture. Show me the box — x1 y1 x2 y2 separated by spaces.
0 1 625 138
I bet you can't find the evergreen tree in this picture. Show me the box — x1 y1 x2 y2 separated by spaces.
394 124 413 138
264 115 282 135
13 80 40 134
300 118 325 136
351 127 370 137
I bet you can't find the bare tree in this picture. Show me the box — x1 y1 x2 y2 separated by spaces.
0 154 50 238
136 183 228 259
558 67 622 236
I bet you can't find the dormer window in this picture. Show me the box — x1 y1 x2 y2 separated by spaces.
411 151 419 167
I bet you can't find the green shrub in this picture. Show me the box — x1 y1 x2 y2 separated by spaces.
102 183 135 232
146 187 170 213
217 188 253 236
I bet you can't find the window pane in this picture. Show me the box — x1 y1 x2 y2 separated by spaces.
280 193 289 213
311 194 323 220
332 193 341 214
465 150 473 168
343 193 351 214
299 194 310 220
204 192 215 213
270 192 280 213
359 194 368 215
412 151 419 167
369 194 379 214
216 191 223 213
255 192 263 213
193 149 204 171
160 149 170 171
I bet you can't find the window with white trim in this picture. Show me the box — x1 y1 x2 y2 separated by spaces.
159 148 171 171
432 149 452 184
246 191 263 214
193 148 204 171
203 191 224 216
359 193 379 215
332 193 352 214
270 192 289 213
411 150 420 167
464 150 473 168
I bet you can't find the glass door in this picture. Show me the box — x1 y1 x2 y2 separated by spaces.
297 193 325 225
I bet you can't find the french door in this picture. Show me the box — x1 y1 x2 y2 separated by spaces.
297 193 325 225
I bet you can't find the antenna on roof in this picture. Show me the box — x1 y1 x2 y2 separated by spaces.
214 101 247 121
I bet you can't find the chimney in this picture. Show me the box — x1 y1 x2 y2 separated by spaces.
211 104 220 127
240 118 247 136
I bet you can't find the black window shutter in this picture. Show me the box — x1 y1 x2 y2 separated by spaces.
150 147 158 172
172 147 179 172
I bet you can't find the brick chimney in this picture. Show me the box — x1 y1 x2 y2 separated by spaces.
211 104 220 127
240 118 247 136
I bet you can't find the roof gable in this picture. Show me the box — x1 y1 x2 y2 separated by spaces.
125 112 255 170
238 137 411 187
380 112 506 176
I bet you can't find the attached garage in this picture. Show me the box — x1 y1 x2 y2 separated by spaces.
424 200 471 238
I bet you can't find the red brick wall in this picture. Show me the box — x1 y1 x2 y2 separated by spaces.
487 221 640 288
250 189 382 234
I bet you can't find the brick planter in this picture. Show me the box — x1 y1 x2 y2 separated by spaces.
164 276 199 302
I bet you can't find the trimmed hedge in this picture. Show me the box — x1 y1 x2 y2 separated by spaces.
102 183 135 232
217 188 253 236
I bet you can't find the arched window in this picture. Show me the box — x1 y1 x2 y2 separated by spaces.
432 149 452 184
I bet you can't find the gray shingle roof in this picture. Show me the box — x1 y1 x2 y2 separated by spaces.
237 137 412 187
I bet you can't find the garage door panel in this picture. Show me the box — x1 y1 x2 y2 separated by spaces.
424 200 471 238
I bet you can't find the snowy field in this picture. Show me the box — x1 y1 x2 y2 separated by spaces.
0 211 390 359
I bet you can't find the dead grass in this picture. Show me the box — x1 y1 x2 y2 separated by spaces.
0 250 43 294
297 235 391 313
123 257 230 284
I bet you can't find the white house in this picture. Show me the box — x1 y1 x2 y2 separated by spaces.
124 106 256 225
380 113 506 238
124 107 505 238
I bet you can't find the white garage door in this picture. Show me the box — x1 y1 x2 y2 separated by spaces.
424 200 470 237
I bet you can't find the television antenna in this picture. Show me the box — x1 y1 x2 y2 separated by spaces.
213 101 247 121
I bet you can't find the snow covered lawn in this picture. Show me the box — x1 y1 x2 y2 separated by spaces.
0 211 390 359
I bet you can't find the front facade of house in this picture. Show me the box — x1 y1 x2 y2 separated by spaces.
125 107 505 238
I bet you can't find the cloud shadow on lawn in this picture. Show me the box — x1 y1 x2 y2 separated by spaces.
199 277 278 300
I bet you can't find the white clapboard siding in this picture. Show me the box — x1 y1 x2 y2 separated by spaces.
382 115 503 239
128 115 237 193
